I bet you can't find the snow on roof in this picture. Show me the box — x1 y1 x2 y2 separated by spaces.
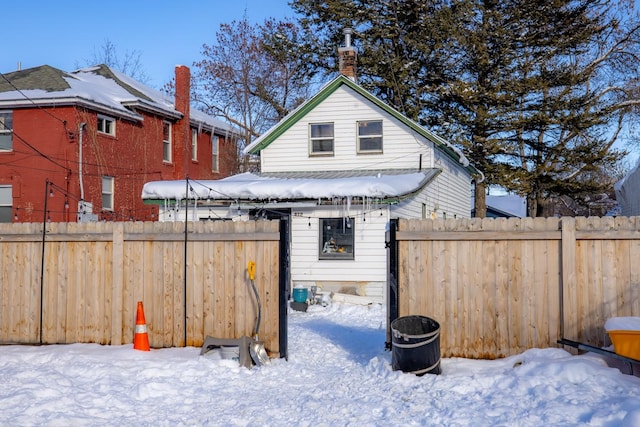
0 64 231 132
142 170 437 201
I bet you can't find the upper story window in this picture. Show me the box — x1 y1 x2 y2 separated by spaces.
162 121 172 163
309 123 334 155
97 115 116 136
212 135 219 172
357 120 383 153
319 217 354 260
0 185 12 222
0 111 13 151
191 128 198 161
101 176 114 211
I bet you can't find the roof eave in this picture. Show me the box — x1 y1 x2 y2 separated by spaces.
0 97 143 122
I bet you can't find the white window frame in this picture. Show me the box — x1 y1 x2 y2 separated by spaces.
162 121 172 163
97 114 116 136
357 120 383 153
212 135 219 172
102 176 114 211
0 185 12 223
0 110 13 151
319 217 355 260
191 128 198 162
309 123 334 156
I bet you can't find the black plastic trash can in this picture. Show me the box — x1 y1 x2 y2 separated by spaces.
391 315 441 375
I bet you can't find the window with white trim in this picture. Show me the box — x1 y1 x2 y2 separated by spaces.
319 218 354 260
102 176 114 211
212 135 219 172
357 120 383 152
97 115 115 136
309 123 334 155
0 185 12 222
0 111 13 151
191 128 198 161
162 121 172 162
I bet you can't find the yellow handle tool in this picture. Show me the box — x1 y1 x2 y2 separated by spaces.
248 261 256 281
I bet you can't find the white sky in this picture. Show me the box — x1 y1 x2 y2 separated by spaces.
1 0 294 89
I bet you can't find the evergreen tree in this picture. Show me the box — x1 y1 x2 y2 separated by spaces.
291 0 640 217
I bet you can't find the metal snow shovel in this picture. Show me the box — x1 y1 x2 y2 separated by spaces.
247 261 270 366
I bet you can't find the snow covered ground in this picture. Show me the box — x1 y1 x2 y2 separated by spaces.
1 302 640 426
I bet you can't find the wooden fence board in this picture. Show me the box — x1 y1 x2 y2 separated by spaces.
0 220 281 354
397 216 640 359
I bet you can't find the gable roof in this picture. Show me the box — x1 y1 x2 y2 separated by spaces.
244 74 480 178
0 64 232 134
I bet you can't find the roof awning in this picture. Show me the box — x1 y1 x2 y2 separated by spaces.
142 169 441 203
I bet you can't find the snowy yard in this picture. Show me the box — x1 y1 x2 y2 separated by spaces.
1 302 640 426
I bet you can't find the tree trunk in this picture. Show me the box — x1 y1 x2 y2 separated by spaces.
474 181 487 218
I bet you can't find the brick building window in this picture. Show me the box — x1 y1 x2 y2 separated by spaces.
162 121 172 162
97 115 115 136
212 135 219 172
0 185 12 222
191 128 198 161
0 111 13 151
102 176 114 211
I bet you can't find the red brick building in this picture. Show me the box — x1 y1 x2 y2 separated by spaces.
0 64 237 222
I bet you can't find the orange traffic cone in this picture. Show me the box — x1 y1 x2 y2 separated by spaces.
133 301 150 351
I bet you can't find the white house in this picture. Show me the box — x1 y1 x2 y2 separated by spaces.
142 42 481 303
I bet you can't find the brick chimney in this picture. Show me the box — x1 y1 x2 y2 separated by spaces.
338 28 357 81
174 65 191 178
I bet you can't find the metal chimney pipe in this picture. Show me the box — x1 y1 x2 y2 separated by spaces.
343 28 353 48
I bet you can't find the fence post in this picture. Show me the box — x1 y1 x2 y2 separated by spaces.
386 218 399 349
560 217 576 341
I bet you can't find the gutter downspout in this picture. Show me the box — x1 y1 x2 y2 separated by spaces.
79 123 86 200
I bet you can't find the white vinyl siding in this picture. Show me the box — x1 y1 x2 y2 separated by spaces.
290 207 388 283
391 149 472 219
259 85 433 172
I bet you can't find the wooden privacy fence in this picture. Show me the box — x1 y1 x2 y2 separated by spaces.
0 220 282 356
393 216 640 359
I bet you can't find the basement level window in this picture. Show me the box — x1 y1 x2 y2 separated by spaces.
319 217 354 260
97 115 115 136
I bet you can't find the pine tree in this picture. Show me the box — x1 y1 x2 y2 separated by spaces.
291 0 640 217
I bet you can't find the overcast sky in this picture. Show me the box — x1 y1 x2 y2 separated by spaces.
2 0 294 89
